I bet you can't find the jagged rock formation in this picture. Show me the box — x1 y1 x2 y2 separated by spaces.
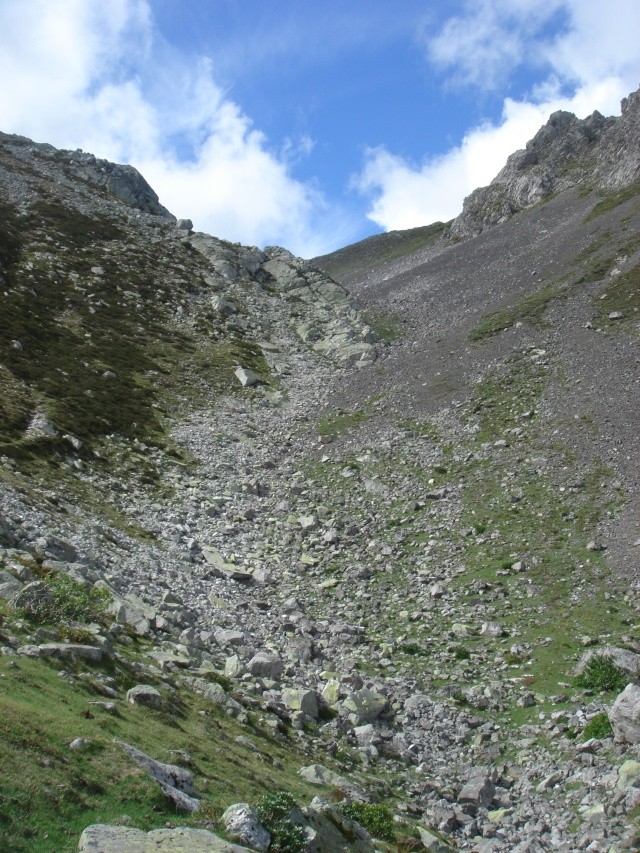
0 131 176 219
449 86 640 240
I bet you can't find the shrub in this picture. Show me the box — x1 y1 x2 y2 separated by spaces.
342 802 396 842
256 791 306 853
582 712 613 741
19 573 109 625
575 655 628 693
453 646 471 661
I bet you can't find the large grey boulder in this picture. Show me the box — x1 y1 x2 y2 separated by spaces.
298 764 366 800
289 798 375 852
247 651 283 680
0 514 15 546
221 803 270 852
343 688 388 724
115 741 200 812
78 824 252 851
281 687 319 719
12 581 54 617
610 683 640 744
126 684 162 708
38 643 103 663
202 547 254 582
0 570 23 600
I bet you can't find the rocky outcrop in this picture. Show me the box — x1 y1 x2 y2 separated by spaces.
449 85 640 240
186 236 378 369
0 131 175 219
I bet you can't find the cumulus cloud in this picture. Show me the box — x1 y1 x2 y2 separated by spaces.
0 0 333 256
357 0 640 231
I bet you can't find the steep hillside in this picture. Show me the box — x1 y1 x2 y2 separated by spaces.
0 92 639 853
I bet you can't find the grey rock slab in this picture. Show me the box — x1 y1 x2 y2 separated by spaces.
298 764 366 800
418 827 457 852
610 683 640 744
458 776 496 808
202 547 254 582
247 651 283 680
221 803 270 852
301 801 375 852
78 824 252 852
617 759 640 790
215 628 246 647
234 367 261 388
281 686 319 719
343 687 388 724
0 576 23 599
11 581 54 616
38 643 103 662
126 684 162 708
115 741 200 812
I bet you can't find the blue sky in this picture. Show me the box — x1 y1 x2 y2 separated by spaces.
1 1 639 256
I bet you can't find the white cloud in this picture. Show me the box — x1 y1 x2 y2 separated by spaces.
0 0 333 257
425 0 565 90
356 0 640 232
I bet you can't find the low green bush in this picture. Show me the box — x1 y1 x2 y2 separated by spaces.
20 573 109 625
575 655 628 693
582 712 613 740
342 802 396 842
256 791 306 853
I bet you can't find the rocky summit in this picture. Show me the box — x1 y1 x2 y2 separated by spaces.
0 89 639 853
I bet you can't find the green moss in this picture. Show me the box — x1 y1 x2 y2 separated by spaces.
469 282 564 342
584 181 640 222
317 409 372 438
593 261 640 331
363 310 403 341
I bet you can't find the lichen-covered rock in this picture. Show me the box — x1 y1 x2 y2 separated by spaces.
343 688 388 724
78 823 252 851
221 803 270 852
281 686 319 719
610 683 640 744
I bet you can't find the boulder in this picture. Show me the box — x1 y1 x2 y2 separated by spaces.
617 759 640 791
38 643 103 663
291 799 375 852
12 581 54 617
247 651 283 680
115 741 200 812
126 684 162 708
281 687 319 719
298 764 366 800
221 803 270 852
418 827 457 852
458 775 495 809
610 683 640 744
78 824 252 851
0 571 23 600
343 688 388 724
234 367 261 388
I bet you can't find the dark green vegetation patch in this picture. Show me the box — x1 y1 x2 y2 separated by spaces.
0 196 270 467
